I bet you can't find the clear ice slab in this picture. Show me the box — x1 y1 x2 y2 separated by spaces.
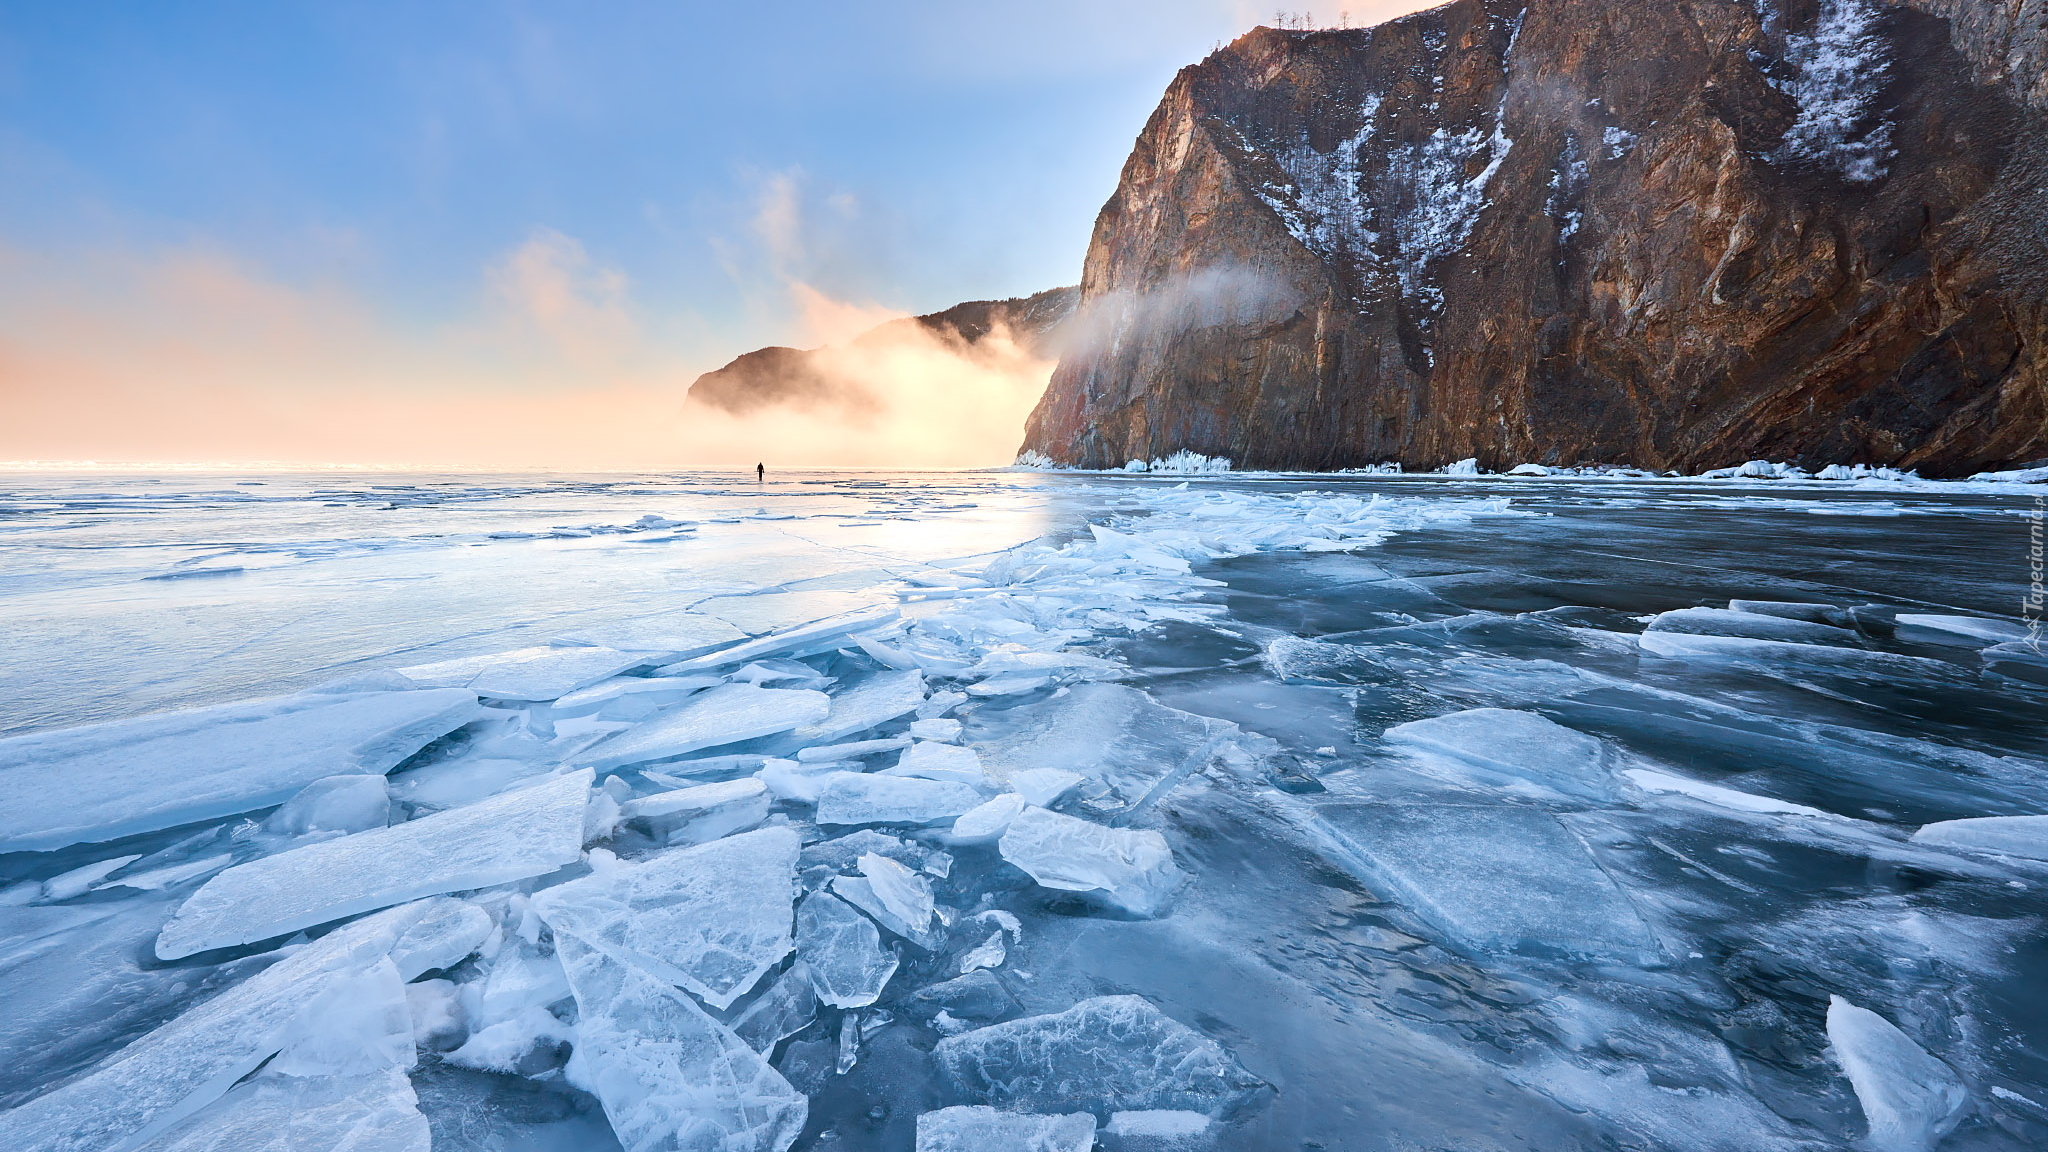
1381 708 1616 800
533 826 799 1010
0 688 479 852
398 645 652 701
620 778 772 846
933 995 1265 1117
997 806 1184 918
829 852 938 946
145 1069 431 1152
587 685 831 769
813 773 985 826
555 932 807 1152
794 891 899 1008
792 670 926 743
1314 802 1659 962
967 683 1244 811
914 1105 1094 1152
156 770 591 959
1827 996 1967 1152
1910 814 2048 861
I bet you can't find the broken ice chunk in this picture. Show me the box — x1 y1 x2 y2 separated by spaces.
0 901 440 1152
549 675 721 719
1634 632 1957 676
795 891 899 1009
1315 803 1658 963
1106 1109 1213 1147
1827 996 1967 1152
756 757 848 803
997 806 1185 918
97 853 233 893
388 897 494 979
914 1105 1094 1152
905 969 1015 1022
473 939 571 1023
792 670 925 743
1009 768 1083 808
554 932 807 1152
399 646 651 701
829 853 937 946
621 777 772 846
957 930 1006 973
39 854 141 902
908 717 963 742
144 1069 431 1152
657 606 900 674
1727 599 1853 628
445 1005 573 1075
555 611 748 659
0 687 479 852
1893 614 2030 647
587 684 831 769
968 683 1244 812
263 774 390 837
799 829 952 878
933 996 1265 1117
917 690 967 719
948 793 1027 846
731 962 819 1051
797 737 909 762
882 740 990 786
1910 814 2048 861
1646 607 1861 646
1621 769 1830 817
814 773 985 826
1382 709 1615 800
532 826 798 1011
267 955 415 1077
155 770 591 960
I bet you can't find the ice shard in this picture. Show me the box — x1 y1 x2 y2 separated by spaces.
882 740 990 786
1892 614 2030 647
0 688 480 852
587 685 831 769
829 852 937 945
794 891 899 1009
1314 802 1659 962
793 670 926 743
967 683 1242 810
814 773 985 826
397 645 651 701
1382 709 1615 800
621 777 772 846
1645 607 1862 645
1910 814 2048 861
1827 996 1967 1152
997 806 1184 917
555 932 807 1152
933 995 1265 1117
144 1070 431 1152
532 826 799 1010
913 1106 1095 1152
155 770 591 959
731 962 819 1052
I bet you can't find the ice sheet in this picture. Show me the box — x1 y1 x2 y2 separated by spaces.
1827 997 1967 1152
882 740 990 786
0 688 480 852
997 806 1185 917
1910 814 2048 860
1893 614 2030 647
792 670 925 743
1315 803 1659 962
145 1069 431 1152
587 685 831 768
550 675 722 719
555 932 807 1152
813 773 985 826
795 891 899 1009
555 611 749 658
933 995 1265 1117
399 646 651 701
533 826 798 1010
156 770 590 959
1645 607 1862 646
1621 769 1831 817
914 1105 1094 1152
1382 709 1615 800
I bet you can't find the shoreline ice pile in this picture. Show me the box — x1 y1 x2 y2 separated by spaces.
0 470 2042 1151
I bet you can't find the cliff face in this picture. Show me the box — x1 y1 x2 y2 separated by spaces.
691 286 1077 415
1021 0 2048 474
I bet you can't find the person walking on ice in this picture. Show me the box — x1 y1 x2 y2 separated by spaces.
755 462 764 482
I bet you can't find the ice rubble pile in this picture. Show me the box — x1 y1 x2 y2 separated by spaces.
10 484 1534 1150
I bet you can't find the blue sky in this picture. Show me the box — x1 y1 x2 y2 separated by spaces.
0 1 1420 466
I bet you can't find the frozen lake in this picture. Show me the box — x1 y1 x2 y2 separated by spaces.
1 468 2043 1151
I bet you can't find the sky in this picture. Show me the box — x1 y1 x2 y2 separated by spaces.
0 1 1430 469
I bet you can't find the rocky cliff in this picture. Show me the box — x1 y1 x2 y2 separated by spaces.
690 286 1077 415
1021 0 2048 474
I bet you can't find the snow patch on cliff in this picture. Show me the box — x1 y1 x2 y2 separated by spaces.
1250 96 1385 287
1388 104 1514 312
1770 0 1895 182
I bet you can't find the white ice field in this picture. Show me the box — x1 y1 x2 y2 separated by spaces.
0 467 2045 1151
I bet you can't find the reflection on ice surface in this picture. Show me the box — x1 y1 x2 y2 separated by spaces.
0 468 2044 1150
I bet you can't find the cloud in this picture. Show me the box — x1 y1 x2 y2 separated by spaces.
484 227 636 365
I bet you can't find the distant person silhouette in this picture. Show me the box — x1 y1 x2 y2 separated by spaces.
756 463 765 482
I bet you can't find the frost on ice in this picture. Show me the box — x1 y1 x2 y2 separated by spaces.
554 932 807 1152
913 1105 1095 1152
933 995 1266 1117
587 684 831 769
794 890 899 1009
1316 802 1659 962
1827 996 1968 1152
154 770 590 959
533 826 799 1011
997 806 1185 918
0 687 479 852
